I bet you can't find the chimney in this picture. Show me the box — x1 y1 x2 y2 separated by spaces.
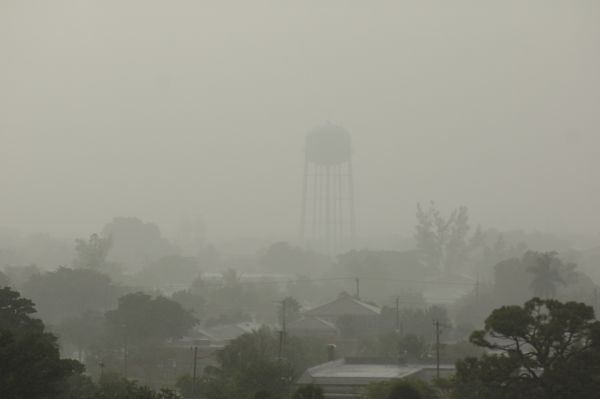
326 344 336 361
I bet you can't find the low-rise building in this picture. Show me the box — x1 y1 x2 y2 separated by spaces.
296 357 454 399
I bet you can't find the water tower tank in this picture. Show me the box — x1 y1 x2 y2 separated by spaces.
300 123 356 256
306 124 352 166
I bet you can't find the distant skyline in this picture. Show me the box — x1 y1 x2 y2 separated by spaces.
2 1 599 241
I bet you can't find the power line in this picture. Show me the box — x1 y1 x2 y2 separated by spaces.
163 275 477 291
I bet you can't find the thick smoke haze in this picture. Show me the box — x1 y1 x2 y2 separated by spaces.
2 1 599 241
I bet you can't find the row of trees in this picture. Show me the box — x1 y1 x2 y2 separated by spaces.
0 286 186 399
3 280 600 398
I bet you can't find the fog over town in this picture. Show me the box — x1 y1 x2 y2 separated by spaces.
1 2 600 399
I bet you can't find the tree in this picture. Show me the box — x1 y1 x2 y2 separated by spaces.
292 384 324 399
198 327 326 399
414 202 470 273
171 289 205 320
387 383 422 399
526 251 565 299
445 206 469 273
453 298 600 399
0 287 83 399
73 233 113 271
99 372 181 399
415 202 441 270
365 379 438 399
137 255 200 289
101 217 178 271
253 391 281 399
0 270 10 287
105 292 198 345
190 269 280 324
22 267 119 324
63 371 182 399
55 311 105 361
280 296 301 324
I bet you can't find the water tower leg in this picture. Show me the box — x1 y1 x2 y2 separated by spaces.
300 156 308 245
348 159 356 248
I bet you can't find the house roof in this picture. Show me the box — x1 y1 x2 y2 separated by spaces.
298 359 419 386
288 316 339 332
305 294 381 317
297 358 454 386
201 322 260 341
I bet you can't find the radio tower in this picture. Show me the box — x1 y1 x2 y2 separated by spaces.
300 123 356 256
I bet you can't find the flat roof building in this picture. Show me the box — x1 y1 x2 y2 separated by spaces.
296 358 454 399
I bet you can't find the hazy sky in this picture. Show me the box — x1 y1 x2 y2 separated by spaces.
1 1 599 241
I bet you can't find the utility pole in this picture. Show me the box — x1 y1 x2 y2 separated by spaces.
191 346 198 399
122 324 128 378
395 297 401 335
99 362 105 380
278 299 287 361
395 296 402 363
434 320 441 379
355 277 360 299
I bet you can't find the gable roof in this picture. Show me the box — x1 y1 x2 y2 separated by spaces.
305 294 381 317
202 322 260 341
288 316 339 332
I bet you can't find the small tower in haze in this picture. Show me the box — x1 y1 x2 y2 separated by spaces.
300 123 356 256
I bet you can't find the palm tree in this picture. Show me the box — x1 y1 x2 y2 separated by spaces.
527 252 564 299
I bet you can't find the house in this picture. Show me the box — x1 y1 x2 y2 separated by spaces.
199 321 261 344
303 292 381 337
296 357 455 398
287 316 339 339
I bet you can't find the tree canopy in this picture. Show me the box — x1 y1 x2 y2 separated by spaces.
22 267 119 324
73 233 113 271
105 292 198 345
0 287 83 399
453 298 600 399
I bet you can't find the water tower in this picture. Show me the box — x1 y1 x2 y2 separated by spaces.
300 123 356 256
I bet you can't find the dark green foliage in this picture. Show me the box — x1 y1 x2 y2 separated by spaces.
174 374 200 399
105 292 198 344
253 391 281 399
198 327 326 399
0 287 83 399
73 234 113 271
137 255 200 289
280 296 302 323
494 251 581 305
22 267 119 324
0 270 10 287
526 251 566 299
58 374 97 399
364 379 438 399
55 311 105 360
190 269 280 324
170 289 205 320
292 384 324 399
453 298 600 399
415 202 469 272
66 371 182 399
101 217 178 270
